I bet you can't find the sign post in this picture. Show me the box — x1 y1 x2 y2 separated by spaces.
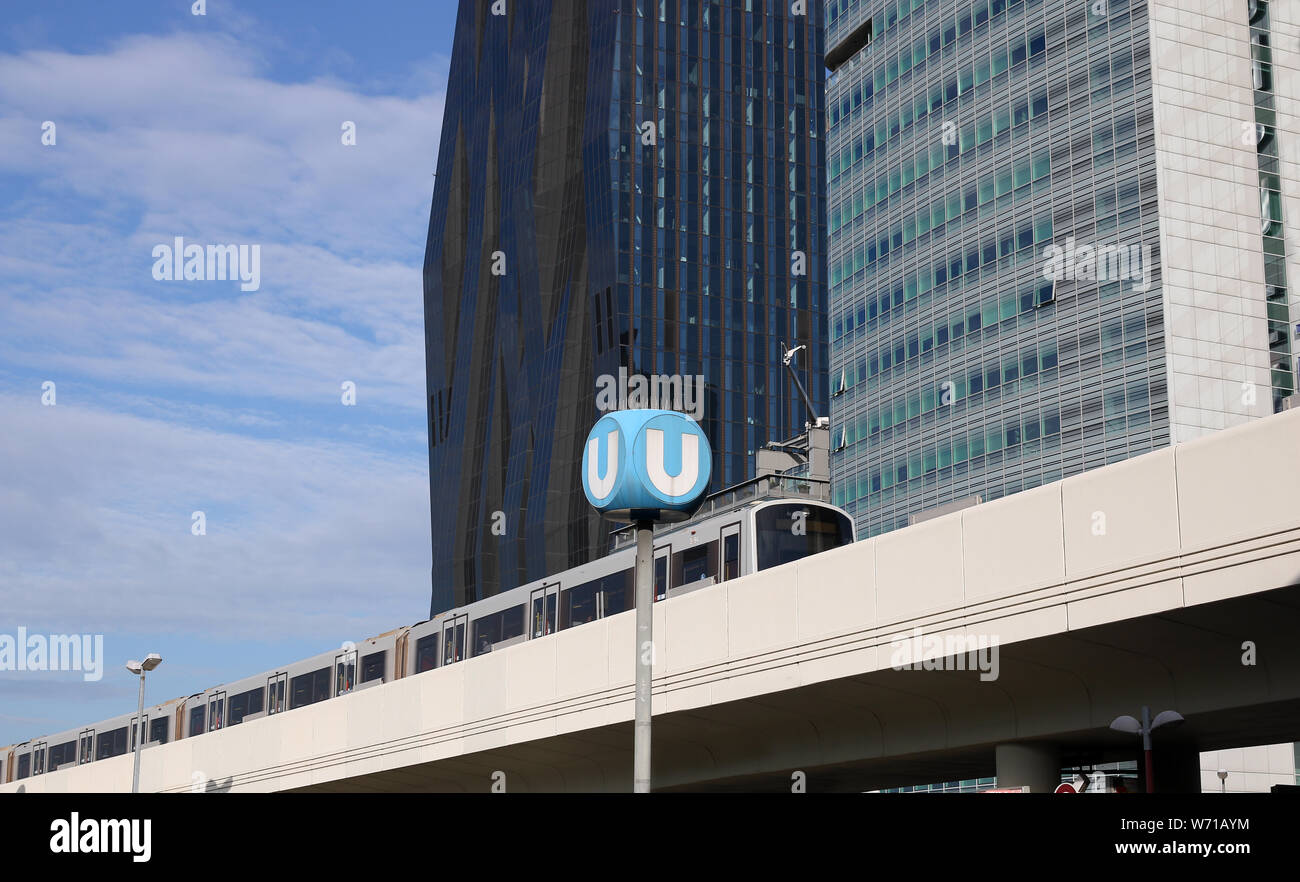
581 409 711 793
634 521 653 792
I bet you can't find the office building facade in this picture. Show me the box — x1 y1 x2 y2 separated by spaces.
826 0 1298 538
424 0 829 613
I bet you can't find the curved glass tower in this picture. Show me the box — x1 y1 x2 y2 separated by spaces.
424 0 829 614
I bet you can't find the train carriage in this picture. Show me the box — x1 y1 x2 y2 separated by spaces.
399 480 853 676
5 697 185 783
183 629 403 739
2 477 853 779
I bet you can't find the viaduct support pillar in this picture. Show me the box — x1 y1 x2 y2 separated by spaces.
995 742 1061 793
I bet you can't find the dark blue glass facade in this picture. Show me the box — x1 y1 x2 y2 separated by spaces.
425 0 828 614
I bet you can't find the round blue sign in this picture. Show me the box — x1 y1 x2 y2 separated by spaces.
581 409 712 523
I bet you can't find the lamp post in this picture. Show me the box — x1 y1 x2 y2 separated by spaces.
1109 705 1184 793
125 653 162 793
1218 768 1228 793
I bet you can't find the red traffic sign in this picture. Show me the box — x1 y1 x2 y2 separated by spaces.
1054 783 1077 793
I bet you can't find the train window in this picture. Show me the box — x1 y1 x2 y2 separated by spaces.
471 619 494 655
560 581 599 630
190 705 206 737
361 651 386 683
471 606 526 655
601 569 633 616
502 605 523 641
289 667 331 710
17 753 29 780
96 727 128 760
723 531 740 581
228 688 265 725
49 741 76 770
755 504 854 570
672 541 718 586
415 635 439 672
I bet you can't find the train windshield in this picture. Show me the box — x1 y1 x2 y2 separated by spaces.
755 503 853 570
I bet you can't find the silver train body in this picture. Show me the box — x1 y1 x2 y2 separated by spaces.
2 480 852 784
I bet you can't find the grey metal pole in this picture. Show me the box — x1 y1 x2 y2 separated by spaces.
1141 705 1154 794
131 671 145 793
634 520 653 793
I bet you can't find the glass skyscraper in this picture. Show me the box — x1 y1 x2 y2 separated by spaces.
424 0 829 614
826 0 1296 539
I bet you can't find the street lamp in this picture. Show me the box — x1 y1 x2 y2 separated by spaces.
125 653 162 793
1109 705 1184 793
1218 768 1228 793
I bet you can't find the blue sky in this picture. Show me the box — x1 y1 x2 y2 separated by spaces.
0 1 457 744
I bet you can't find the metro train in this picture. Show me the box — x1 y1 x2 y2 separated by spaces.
1 477 853 785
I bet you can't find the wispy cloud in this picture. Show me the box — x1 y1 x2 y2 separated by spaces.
0 393 431 637
0 30 444 412
0 16 445 744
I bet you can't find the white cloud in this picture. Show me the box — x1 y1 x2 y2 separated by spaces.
0 394 431 640
0 23 445 744
0 32 445 255
0 31 445 411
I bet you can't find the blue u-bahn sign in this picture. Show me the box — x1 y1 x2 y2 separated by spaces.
581 409 712 523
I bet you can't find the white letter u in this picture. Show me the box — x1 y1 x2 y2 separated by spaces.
645 428 698 497
587 431 618 500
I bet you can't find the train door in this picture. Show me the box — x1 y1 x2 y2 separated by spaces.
334 646 357 695
530 583 558 638
207 691 226 732
78 729 94 764
720 521 742 581
442 614 467 664
129 712 148 751
266 674 287 715
653 544 671 601
31 741 46 776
